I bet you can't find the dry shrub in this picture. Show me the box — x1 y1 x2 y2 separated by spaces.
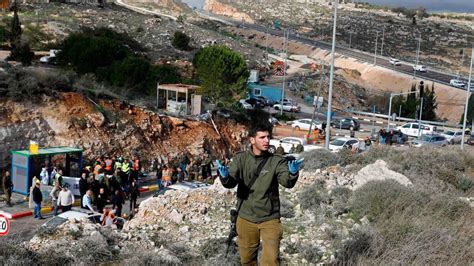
346 180 474 265
298 180 328 211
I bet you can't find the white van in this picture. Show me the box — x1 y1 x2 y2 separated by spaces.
397 122 437 137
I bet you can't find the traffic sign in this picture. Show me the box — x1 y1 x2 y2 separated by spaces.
0 214 10 236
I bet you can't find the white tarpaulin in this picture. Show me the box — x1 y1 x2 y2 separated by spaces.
62 176 81 196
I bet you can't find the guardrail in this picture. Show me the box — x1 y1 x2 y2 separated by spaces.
345 109 458 128
115 0 177 20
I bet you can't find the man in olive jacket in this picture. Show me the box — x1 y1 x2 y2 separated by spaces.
217 124 304 265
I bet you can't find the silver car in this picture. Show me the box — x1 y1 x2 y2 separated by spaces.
410 134 448 147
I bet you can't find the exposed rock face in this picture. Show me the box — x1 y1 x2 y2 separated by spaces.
204 0 254 23
0 92 247 168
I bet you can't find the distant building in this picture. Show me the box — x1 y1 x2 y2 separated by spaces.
157 84 202 116
248 82 283 103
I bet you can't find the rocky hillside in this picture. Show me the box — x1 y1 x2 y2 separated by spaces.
3 147 473 265
0 65 247 169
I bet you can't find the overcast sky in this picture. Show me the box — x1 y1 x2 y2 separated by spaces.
360 0 474 13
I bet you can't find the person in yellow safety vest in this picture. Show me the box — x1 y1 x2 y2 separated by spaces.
114 157 123 173
121 159 131 196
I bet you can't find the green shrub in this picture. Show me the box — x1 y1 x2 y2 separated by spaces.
301 244 323 263
298 180 327 211
336 225 374 264
300 149 339 171
350 180 424 222
457 176 474 192
172 31 191 51
330 186 352 215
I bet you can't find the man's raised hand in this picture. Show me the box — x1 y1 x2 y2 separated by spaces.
288 158 304 175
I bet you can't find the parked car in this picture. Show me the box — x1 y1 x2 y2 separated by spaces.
334 118 360 131
269 137 322 154
42 210 126 230
255 96 275 106
397 122 437 137
413 65 427 72
291 119 321 131
410 134 448 147
467 133 474 145
389 58 401 66
449 79 465 88
245 98 265 108
239 99 254 109
441 130 463 144
371 130 409 144
328 137 360 152
273 102 300 112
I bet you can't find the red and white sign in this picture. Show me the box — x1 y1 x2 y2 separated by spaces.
0 214 10 236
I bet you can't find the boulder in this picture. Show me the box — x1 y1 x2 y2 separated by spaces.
352 160 412 190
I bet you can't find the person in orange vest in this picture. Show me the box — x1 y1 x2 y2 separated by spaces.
105 156 113 175
100 207 116 226
130 155 141 183
93 159 102 177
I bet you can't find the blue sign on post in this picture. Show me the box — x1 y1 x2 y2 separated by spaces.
326 111 335 119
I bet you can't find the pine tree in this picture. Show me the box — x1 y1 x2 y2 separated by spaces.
421 82 438 121
403 84 418 118
460 93 474 125
10 5 21 45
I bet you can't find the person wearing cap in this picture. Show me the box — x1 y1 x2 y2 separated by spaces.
58 186 75 213
32 181 44 219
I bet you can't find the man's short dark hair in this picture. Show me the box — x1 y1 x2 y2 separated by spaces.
249 124 271 137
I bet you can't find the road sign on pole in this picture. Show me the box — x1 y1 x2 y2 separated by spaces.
0 214 10 236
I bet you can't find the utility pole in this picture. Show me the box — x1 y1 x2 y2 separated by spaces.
280 29 289 115
308 64 325 136
461 44 474 150
349 31 352 48
380 26 385 57
325 1 338 150
413 34 421 79
373 31 378 65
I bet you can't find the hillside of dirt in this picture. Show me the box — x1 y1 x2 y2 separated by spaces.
0 86 247 169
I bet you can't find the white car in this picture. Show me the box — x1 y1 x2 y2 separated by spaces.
441 130 463 144
389 58 401 66
413 65 427 72
328 137 360 152
291 119 321 131
449 79 465 88
239 99 254 110
397 122 437 137
273 102 300 112
269 137 322 154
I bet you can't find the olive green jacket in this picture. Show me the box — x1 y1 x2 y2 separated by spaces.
220 150 299 223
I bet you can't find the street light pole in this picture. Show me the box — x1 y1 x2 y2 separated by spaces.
373 31 378 65
325 1 338 150
461 44 474 150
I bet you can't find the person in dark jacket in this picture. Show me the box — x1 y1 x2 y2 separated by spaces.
216 124 304 265
32 181 44 219
2 170 13 207
96 187 109 214
129 180 140 214
79 172 88 209
112 189 125 218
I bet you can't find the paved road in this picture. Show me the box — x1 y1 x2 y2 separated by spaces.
195 10 471 90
